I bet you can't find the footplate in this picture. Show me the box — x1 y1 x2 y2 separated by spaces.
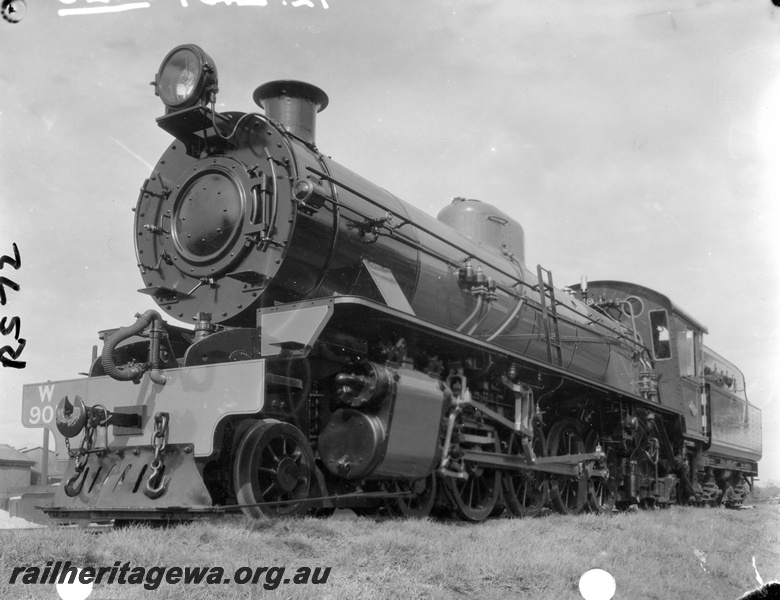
45 444 212 520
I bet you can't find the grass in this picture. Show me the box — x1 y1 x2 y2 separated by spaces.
1 505 778 599
747 480 780 504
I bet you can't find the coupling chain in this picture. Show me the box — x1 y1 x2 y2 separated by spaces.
68 420 94 470
64 404 110 461
144 412 170 499
63 416 98 497
150 412 169 471
63 404 114 497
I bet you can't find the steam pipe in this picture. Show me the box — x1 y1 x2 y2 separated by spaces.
467 301 492 335
486 298 525 343
485 249 526 342
456 294 483 333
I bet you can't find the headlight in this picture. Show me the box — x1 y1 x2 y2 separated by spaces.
154 44 218 111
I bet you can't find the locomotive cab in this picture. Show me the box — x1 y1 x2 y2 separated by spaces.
570 280 761 506
570 281 709 437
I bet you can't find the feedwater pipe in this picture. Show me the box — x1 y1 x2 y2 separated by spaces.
101 309 169 385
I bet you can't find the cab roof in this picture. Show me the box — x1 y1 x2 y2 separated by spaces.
569 280 709 334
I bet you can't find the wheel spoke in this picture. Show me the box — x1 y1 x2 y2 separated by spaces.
444 455 500 521
547 420 587 515
385 474 437 518
584 430 617 514
445 470 499 521
261 481 276 499
503 432 547 518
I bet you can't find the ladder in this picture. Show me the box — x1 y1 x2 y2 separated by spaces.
536 265 563 366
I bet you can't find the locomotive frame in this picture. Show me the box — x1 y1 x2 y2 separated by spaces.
21 44 761 523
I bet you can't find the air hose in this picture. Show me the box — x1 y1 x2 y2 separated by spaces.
101 309 168 384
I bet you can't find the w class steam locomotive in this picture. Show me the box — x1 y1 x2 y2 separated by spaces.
21 45 761 522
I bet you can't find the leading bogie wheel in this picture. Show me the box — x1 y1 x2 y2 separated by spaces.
233 421 315 518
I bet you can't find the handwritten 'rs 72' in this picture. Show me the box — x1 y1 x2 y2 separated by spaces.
0 243 25 368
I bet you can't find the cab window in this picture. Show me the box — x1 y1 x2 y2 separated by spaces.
649 309 671 360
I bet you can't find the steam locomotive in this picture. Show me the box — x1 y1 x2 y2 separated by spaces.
21 44 761 522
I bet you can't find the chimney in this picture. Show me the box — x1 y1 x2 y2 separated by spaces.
253 80 329 145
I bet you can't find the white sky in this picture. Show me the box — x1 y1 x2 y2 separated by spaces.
0 0 778 482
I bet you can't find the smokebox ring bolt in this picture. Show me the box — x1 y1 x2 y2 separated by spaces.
144 412 170 499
